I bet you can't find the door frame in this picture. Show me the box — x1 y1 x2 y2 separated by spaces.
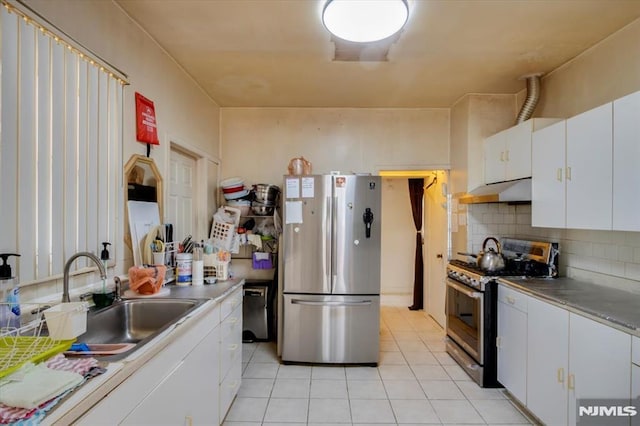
166 136 221 241
377 167 450 324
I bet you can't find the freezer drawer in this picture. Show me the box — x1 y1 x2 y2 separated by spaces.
281 294 380 364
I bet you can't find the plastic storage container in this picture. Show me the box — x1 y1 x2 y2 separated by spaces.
176 253 193 286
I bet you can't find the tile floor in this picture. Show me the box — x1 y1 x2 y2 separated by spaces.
223 306 534 425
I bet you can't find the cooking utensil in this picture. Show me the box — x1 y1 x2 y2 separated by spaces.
477 237 505 272
457 251 478 259
288 157 312 175
251 201 274 216
252 184 280 204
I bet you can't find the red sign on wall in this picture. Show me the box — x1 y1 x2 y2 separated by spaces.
135 92 159 145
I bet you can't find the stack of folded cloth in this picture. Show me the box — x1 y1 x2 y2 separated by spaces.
0 354 102 423
128 265 166 295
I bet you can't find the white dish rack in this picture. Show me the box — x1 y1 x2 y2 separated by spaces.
0 302 88 379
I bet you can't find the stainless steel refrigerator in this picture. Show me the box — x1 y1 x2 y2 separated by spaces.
281 174 381 365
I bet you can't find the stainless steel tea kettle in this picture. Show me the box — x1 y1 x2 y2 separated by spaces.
477 237 506 272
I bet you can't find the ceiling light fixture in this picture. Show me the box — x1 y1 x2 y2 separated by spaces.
322 0 409 43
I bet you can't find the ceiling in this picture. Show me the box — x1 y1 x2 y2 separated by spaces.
116 0 640 108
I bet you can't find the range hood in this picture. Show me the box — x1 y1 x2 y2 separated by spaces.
459 178 532 204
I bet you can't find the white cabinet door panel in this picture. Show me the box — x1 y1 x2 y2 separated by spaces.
568 312 631 426
497 285 528 405
532 121 566 228
484 131 506 184
505 120 533 180
566 103 613 230
122 326 220 425
527 297 569 426
613 90 640 231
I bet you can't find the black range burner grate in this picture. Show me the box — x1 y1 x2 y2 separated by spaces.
448 258 551 277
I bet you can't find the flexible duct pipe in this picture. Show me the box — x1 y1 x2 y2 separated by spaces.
516 74 542 123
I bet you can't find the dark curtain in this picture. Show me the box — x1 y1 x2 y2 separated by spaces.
408 178 424 310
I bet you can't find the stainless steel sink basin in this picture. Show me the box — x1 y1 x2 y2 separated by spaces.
76 298 206 360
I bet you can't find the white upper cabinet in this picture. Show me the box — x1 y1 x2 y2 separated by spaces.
532 121 566 228
613 91 640 231
566 102 613 230
484 118 561 184
532 103 614 230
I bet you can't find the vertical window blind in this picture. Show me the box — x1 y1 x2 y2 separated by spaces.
0 2 126 284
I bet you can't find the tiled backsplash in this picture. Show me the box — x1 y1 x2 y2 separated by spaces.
463 203 640 294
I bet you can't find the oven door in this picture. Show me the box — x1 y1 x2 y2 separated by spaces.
446 277 484 365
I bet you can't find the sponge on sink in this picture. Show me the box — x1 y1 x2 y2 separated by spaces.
69 343 91 352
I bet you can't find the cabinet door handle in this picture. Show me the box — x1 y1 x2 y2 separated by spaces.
228 343 239 351
505 150 510 161
568 373 575 390
557 367 564 384
557 168 563 182
506 296 516 305
500 152 505 162
496 336 502 348
566 166 572 181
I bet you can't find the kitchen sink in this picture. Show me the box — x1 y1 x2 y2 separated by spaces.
75 298 206 361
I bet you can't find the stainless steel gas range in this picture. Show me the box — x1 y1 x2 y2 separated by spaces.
445 238 558 388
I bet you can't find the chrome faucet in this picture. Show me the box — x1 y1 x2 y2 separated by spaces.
62 252 107 303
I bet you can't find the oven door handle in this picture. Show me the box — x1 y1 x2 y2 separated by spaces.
446 279 482 299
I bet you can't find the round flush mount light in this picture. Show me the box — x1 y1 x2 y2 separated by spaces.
322 0 409 43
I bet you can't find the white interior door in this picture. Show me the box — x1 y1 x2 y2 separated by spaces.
425 171 447 327
168 148 197 243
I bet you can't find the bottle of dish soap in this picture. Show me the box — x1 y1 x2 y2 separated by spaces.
99 241 111 293
0 253 21 331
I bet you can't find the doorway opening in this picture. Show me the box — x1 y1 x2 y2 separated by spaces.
379 169 449 327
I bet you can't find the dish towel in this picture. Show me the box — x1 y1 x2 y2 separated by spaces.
247 234 263 250
0 363 83 409
252 252 272 269
0 355 101 424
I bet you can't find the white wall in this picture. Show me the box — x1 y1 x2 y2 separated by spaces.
220 108 450 185
19 0 221 300
380 178 415 297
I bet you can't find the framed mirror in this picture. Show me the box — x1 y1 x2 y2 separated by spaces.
124 154 164 250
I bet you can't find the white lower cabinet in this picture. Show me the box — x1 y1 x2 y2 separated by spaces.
567 313 631 426
79 286 244 426
497 285 528 404
527 296 569 425
219 292 243 424
509 293 632 426
122 325 220 425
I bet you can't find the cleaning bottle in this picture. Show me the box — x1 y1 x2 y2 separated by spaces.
100 242 111 294
0 253 21 331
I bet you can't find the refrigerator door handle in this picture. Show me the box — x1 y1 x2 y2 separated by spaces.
331 194 338 291
325 195 332 283
291 299 373 307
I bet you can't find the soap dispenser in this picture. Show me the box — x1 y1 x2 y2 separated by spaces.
100 242 111 267
0 253 21 330
99 241 111 293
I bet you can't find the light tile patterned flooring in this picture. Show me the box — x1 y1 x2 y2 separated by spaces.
224 306 534 425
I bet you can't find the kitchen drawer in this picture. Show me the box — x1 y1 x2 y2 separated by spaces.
221 287 243 321
219 355 241 423
633 336 640 366
220 305 242 380
221 304 242 341
498 284 528 313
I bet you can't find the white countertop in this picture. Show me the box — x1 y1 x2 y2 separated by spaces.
498 276 640 337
